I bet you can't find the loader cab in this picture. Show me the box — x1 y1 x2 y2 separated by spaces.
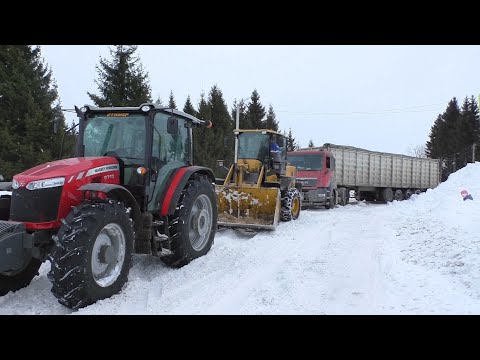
78 104 193 212
236 130 287 180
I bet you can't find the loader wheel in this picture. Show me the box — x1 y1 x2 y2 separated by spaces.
281 188 301 221
161 175 217 268
48 201 134 309
0 256 41 296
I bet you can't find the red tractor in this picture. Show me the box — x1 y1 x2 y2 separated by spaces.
0 104 218 309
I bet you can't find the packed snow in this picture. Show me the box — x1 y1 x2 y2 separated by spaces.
1 163 480 314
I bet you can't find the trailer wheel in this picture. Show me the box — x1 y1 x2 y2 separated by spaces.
404 189 413 200
394 189 404 201
161 175 217 268
382 187 394 202
281 188 301 221
48 201 134 309
0 257 41 296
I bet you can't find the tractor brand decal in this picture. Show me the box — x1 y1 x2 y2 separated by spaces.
76 171 85 180
106 113 129 117
85 164 120 177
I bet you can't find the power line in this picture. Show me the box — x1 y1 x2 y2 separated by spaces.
275 102 445 116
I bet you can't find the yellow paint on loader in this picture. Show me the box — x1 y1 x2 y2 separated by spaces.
215 185 281 230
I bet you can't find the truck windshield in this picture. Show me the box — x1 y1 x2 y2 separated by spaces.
238 132 270 161
84 114 146 162
288 153 323 171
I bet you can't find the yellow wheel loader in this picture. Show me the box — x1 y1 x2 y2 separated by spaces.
215 129 301 230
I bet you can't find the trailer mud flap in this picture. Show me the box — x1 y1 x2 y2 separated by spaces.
215 186 280 230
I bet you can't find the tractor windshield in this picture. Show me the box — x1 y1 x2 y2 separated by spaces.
287 153 324 171
238 132 270 162
84 114 146 162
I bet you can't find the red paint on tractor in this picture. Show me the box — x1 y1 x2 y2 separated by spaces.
160 167 189 216
12 157 120 231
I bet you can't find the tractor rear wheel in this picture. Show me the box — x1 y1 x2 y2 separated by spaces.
161 175 217 268
48 201 134 309
0 256 41 296
281 188 301 221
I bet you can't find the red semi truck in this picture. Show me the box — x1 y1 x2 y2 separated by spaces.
288 143 441 208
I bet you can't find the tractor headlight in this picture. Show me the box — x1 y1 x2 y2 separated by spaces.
26 177 65 191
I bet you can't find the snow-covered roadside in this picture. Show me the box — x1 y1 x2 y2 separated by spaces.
2 163 480 314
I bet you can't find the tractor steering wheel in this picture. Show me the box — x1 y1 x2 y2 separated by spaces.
105 147 134 158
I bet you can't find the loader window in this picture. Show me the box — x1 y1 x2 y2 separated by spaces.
238 133 270 161
287 153 323 171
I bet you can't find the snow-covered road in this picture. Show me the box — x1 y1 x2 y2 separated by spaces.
1 163 480 315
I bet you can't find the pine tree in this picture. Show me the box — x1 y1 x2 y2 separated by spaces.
207 85 234 173
183 95 197 117
426 114 445 159
286 128 298 151
168 90 177 109
308 139 315 147
0 46 71 179
426 98 462 179
458 95 480 163
263 104 279 131
154 96 163 106
88 45 151 107
193 92 211 166
231 98 249 129
245 89 266 129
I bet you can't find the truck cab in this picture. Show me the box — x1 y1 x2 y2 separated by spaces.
287 148 339 208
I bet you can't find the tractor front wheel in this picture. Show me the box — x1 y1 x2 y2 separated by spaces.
48 201 134 309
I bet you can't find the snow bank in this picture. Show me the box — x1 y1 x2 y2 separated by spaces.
388 162 480 301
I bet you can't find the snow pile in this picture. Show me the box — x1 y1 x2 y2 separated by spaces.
388 162 480 302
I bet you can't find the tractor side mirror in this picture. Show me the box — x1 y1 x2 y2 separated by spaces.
53 119 58 134
167 116 178 135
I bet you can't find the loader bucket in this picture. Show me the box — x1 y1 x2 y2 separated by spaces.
215 185 280 230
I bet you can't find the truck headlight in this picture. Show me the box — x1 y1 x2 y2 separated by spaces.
26 177 65 191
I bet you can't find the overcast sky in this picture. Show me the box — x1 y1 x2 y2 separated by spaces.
40 45 480 155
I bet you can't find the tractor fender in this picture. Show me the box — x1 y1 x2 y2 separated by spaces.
159 166 215 216
77 183 142 231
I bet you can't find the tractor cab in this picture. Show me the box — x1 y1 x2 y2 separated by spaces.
78 104 193 213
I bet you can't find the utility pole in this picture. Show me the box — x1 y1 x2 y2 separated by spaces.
234 103 239 164
473 143 477 163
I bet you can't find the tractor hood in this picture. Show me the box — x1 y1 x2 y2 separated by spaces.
13 157 119 188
